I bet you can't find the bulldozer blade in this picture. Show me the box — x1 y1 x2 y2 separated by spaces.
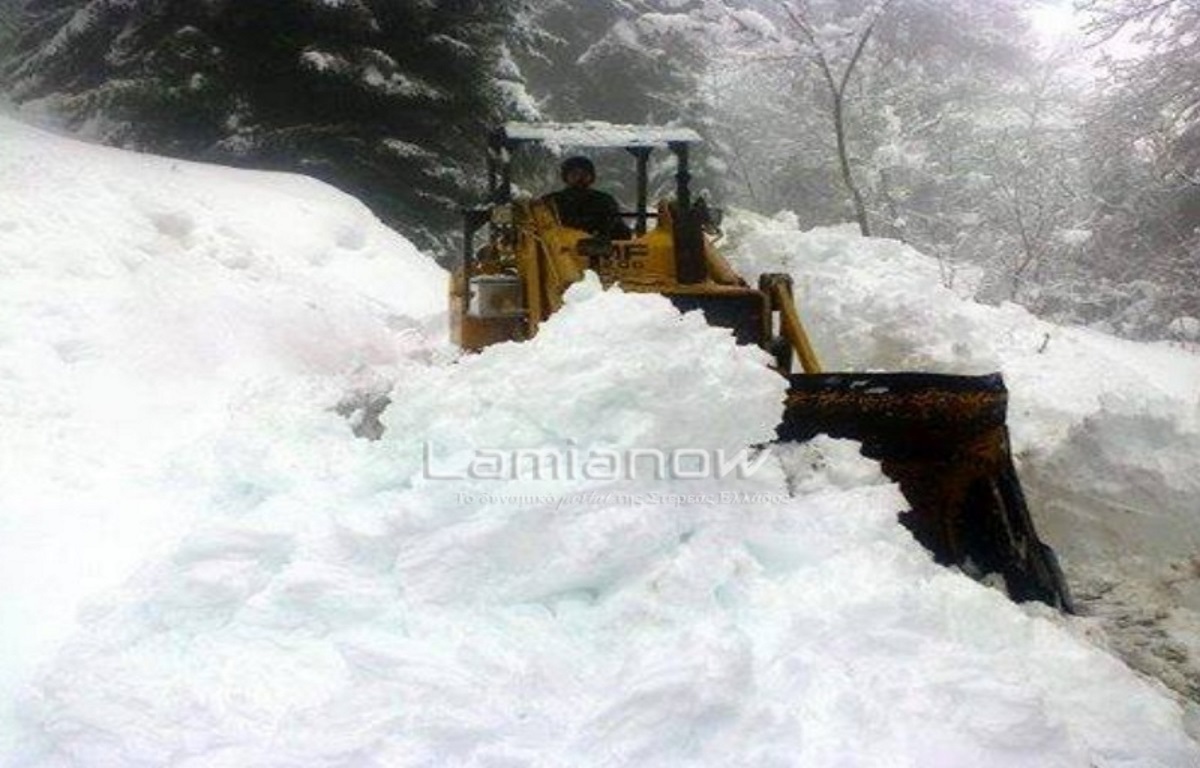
779 372 1073 612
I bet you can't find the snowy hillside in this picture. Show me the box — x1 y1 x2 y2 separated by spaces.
2 116 1200 766
0 116 445 755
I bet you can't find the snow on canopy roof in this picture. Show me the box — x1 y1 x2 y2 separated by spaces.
500 121 702 148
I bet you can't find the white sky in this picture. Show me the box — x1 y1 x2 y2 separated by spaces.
1028 1 1081 40
1025 0 1145 61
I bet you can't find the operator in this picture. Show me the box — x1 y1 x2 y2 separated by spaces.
544 156 632 240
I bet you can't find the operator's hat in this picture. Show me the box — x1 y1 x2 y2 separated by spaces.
560 155 596 181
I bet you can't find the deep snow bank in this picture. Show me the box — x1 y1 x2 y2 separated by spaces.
0 115 445 749
725 214 1200 698
725 215 1200 575
11 280 1200 765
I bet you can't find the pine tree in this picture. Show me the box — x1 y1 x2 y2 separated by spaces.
0 0 22 57
522 0 711 125
3 0 537 250
516 0 738 200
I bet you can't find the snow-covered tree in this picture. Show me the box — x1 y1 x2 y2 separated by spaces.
516 0 742 199
2 0 537 250
521 0 714 126
709 0 1097 304
1075 0 1200 337
1082 0 1200 180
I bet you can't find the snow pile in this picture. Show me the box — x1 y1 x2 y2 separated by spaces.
13 282 1200 766
726 213 1200 694
3 119 1200 765
0 115 444 750
726 215 1200 567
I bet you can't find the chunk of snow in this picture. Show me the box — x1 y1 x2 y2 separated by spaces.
1056 227 1093 246
1169 316 1200 341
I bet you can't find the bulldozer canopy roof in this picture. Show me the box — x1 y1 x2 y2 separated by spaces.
499 121 702 150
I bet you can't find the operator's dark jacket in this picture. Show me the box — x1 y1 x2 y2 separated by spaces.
544 187 632 239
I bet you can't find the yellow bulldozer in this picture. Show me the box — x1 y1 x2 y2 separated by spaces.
451 121 1072 611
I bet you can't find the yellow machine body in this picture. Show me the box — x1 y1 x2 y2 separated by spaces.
451 198 822 373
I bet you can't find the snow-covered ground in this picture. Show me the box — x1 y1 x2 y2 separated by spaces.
0 116 444 757
2 115 1200 765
